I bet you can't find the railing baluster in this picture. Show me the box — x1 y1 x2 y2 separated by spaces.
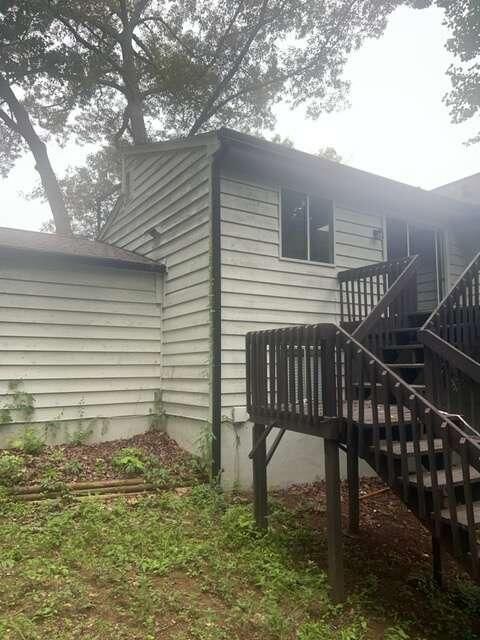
381 370 395 486
369 360 380 470
440 422 461 558
460 438 479 579
246 321 480 582
425 409 442 540
410 395 427 519
297 326 304 425
394 382 409 502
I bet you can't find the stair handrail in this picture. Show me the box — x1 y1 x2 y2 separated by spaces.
246 322 480 578
351 254 419 342
419 250 480 429
338 324 480 578
421 248 480 337
338 255 418 336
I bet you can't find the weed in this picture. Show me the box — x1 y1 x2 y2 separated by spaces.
112 447 146 476
69 423 94 446
143 456 171 488
39 467 68 495
94 457 107 475
384 626 411 640
11 427 45 455
63 460 83 477
0 452 25 486
193 423 214 481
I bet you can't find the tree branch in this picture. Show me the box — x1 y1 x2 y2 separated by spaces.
189 0 270 135
0 106 20 133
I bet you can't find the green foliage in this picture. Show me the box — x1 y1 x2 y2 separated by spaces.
0 487 479 638
0 380 35 425
220 504 258 547
410 2 480 144
143 457 171 489
193 423 214 482
111 448 146 477
69 423 94 446
11 427 45 455
63 459 83 478
39 466 68 495
20 0 410 236
0 452 25 487
384 626 411 640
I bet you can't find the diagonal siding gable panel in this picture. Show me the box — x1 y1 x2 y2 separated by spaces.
102 144 214 427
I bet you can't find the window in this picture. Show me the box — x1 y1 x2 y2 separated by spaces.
281 189 334 264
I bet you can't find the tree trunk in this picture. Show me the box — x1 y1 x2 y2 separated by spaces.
0 78 72 236
127 95 148 144
119 25 148 145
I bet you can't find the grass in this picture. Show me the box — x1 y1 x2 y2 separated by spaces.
0 486 479 639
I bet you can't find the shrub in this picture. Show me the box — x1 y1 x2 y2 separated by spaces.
0 452 25 486
143 456 171 488
11 427 45 455
111 447 146 476
39 467 68 495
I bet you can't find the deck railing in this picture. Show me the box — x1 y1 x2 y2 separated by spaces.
338 255 419 350
246 323 480 578
422 250 480 358
420 250 480 431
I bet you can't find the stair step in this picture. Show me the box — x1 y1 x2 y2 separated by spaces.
441 502 480 528
408 466 480 489
389 363 424 370
377 438 443 457
383 344 423 351
353 382 426 392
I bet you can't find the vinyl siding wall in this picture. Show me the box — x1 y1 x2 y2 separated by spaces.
101 143 214 450
446 231 473 289
219 173 385 486
220 174 385 418
0 255 161 445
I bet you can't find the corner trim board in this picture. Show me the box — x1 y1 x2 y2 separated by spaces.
211 141 225 478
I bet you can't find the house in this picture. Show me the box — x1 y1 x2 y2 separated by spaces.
433 171 480 205
1 128 479 489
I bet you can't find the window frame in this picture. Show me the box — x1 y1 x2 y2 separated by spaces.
279 187 336 267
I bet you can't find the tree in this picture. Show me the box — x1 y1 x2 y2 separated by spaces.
39 146 121 238
0 1 75 234
318 146 343 162
407 2 480 143
438 1 480 144
51 0 413 145
21 0 413 236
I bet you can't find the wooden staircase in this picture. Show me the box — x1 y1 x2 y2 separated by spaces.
246 251 480 601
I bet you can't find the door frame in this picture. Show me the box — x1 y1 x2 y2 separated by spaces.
385 218 446 305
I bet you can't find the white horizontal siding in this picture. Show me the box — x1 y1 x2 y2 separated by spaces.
0 256 161 431
102 144 213 424
447 231 472 290
220 175 385 412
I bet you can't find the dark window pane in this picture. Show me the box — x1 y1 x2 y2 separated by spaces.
386 218 407 260
281 189 308 260
309 196 333 263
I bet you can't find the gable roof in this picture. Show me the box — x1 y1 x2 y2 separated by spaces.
104 127 480 236
215 128 480 226
0 227 164 273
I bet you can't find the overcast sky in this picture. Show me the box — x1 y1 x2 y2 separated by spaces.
2 5 479 232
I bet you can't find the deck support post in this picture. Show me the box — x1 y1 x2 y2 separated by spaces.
324 437 345 603
432 533 443 588
252 423 268 529
347 425 360 533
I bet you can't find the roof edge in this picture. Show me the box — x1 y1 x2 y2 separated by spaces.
0 243 165 274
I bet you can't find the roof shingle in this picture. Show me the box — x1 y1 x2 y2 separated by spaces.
0 227 164 272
